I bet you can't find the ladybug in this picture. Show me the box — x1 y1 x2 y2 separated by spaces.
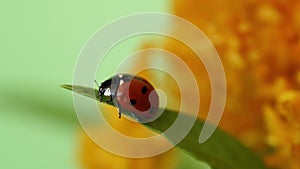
97 74 159 121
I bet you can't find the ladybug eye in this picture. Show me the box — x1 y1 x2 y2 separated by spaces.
130 99 137 106
141 86 148 94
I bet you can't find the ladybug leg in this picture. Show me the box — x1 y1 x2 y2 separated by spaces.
118 107 122 118
105 96 113 104
114 100 122 118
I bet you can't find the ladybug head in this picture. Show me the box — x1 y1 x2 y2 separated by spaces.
98 79 113 102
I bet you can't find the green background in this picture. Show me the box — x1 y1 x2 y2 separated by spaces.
0 0 208 169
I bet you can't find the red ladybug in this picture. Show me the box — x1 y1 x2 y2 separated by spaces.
98 74 159 120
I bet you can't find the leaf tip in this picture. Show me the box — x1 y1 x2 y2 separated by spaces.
60 84 73 91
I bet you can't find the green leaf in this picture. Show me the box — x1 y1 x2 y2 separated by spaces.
61 84 267 169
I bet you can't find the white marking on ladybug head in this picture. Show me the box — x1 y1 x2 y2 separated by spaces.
119 79 124 85
104 88 111 96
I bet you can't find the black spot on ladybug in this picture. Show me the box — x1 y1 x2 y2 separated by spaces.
130 99 137 106
141 86 148 94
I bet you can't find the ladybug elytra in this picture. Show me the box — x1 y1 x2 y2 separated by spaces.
97 74 159 120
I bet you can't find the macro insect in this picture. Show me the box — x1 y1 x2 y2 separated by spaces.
97 74 159 120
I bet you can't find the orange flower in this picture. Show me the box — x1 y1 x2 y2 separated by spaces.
133 0 300 168
160 0 300 168
263 90 300 169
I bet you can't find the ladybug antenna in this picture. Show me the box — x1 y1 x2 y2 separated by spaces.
94 80 100 87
